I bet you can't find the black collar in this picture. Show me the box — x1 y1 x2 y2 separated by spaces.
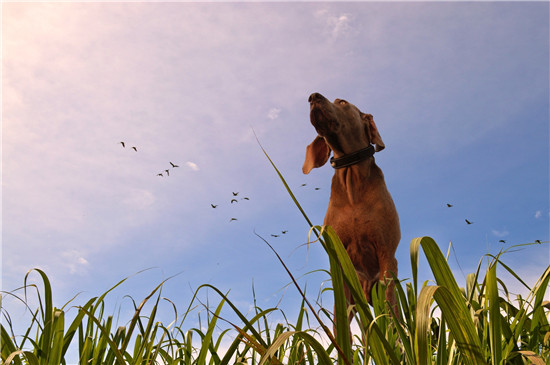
330 145 375 169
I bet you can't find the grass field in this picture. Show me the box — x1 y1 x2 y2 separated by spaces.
2 151 549 364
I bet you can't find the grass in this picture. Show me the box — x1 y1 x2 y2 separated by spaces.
2 149 549 364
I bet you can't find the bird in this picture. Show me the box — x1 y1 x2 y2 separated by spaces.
535 240 542 244
281 230 288 234
465 219 474 225
119 142 125 147
229 218 238 222
165 169 170 176
301 183 307 187
499 239 506 243
232 192 239 196
230 199 238 204
271 234 280 238
242 197 250 201
131 146 137 151
446 203 453 208
211 204 218 208
157 173 163 177
170 162 179 168
314 187 321 190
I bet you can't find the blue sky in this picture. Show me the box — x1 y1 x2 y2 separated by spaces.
3 1 549 336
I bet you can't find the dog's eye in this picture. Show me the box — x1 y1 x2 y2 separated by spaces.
339 100 347 105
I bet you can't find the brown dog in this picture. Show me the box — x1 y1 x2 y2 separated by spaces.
303 92 400 315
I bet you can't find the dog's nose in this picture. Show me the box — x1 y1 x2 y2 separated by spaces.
309 92 325 103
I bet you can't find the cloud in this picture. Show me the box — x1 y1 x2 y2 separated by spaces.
315 9 354 40
62 250 90 275
534 211 542 219
267 107 281 120
186 161 200 171
330 14 352 38
492 229 510 238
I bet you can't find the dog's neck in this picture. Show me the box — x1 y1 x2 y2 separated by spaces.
331 156 383 206
330 145 375 169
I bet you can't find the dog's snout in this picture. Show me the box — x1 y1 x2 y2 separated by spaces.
309 92 325 103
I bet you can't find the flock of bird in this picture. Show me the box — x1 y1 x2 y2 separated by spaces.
300 183 321 190
118 141 542 245
210 191 251 223
210 192 289 237
119 141 137 151
446 203 543 244
156 161 179 177
119 141 180 178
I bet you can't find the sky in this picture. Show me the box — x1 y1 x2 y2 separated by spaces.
2 1 549 342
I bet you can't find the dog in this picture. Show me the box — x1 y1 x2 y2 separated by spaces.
303 92 400 315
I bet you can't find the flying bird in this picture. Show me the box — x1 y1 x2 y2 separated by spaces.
242 197 250 201
211 204 218 208
232 192 239 196
446 203 453 208
314 187 321 190
281 230 288 234
465 219 474 225
535 240 542 244
170 162 179 168
165 169 170 176
271 234 280 238
119 142 125 147
301 183 307 187
499 239 506 243
231 199 238 204
229 218 238 222
157 173 163 177
131 146 137 151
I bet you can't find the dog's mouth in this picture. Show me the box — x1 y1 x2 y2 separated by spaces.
310 106 338 135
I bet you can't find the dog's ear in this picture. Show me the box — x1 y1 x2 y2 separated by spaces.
303 135 331 174
363 113 385 152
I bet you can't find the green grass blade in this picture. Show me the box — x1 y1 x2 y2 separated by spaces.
260 331 333 365
486 261 502 364
196 298 225 365
1 323 22 364
323 232 352 363
24 269 53 362
412 237 485 364
430 285 485 364
61 297 96 359
47 309 64 365
78 307 126 364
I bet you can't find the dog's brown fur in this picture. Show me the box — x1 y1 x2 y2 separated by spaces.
303 92 400 314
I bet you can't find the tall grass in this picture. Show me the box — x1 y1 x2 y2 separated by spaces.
2 150 549 364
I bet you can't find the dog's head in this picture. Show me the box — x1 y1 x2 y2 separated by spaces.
303 92 385 174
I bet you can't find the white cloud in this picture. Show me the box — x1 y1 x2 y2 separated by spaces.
330 14 352 38
492 229 510 238
315 9 354 40
62 250 90 275
267 107 281 120
186 161 200 171
534 211 542 219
